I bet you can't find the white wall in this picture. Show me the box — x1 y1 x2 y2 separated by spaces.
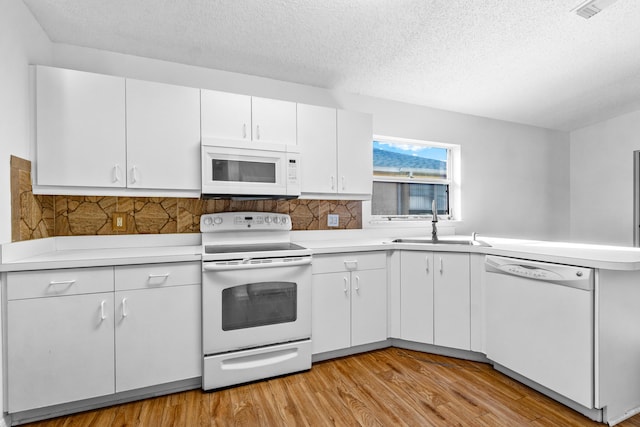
0 0 51 422
336 94 570 240
0 0 51 244
51 44 571 241
570 109 640 246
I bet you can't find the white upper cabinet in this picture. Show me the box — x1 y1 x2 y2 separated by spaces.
34 66 372 198
36 66 126 188
201 90 252 141
251 97 297 145
297 104 337 194
34 66 200 195
298 106 373 199
126 79 200 191
201 90 296 145
337 109 373 197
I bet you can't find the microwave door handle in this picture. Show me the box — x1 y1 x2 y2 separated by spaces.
203 257 311 271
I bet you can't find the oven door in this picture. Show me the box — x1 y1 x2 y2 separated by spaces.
201 143 300 197
202 257 311 355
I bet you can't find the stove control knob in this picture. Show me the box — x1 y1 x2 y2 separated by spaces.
264 216 272 224
203 217 213 226
281 216 288 224
273 216 280 224
213 216 223 225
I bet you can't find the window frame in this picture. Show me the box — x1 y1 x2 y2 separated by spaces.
364 135 461 227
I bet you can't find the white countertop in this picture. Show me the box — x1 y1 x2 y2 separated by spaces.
481 237 640 270
295 233 640 270
0 234 202 272
3 231 640 271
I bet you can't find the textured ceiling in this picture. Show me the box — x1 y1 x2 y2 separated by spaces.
21 0 640 131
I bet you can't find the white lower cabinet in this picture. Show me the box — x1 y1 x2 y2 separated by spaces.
400 251 434 344
400 251 470 350
5 262 201 413
6 267 115 412
114 262 201 393
311 271 351 352
311 252 387 354
7 292 115 412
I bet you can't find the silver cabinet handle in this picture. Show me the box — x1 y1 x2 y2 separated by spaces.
148 273 170 279
344 260 358 270
242 123 247 139
113 164 122 183
131 165 139 184
439 257 443 274
355 275 360 293
425 256 430 273
49 280 76 286
331 176 335 190
122 298 128 318
255 125 261 140
343 277 348 294
341 176 346 191
100 300 107 321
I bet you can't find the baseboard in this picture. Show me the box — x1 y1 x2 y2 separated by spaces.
390 339 489 363
312 340 391 363
8 377 201 425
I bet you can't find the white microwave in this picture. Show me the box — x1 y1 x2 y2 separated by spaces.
201 140 301 198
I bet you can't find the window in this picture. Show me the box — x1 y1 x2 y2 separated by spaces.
371 136 458 220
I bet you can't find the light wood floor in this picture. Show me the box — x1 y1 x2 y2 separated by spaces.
23 348 640 426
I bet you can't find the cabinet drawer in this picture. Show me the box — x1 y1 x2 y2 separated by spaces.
115 261 200 291
312 252 386 274
7 267 114 300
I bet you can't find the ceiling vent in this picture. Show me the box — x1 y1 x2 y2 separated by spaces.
572 0 619 18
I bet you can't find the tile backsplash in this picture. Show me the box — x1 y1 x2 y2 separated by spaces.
10 156 362 242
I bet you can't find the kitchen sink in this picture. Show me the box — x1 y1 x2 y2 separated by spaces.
391 238 491 247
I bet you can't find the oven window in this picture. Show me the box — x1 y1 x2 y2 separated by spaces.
222 282 297 331
212 159 276 183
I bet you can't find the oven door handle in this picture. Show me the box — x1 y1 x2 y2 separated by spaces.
203 257 312 272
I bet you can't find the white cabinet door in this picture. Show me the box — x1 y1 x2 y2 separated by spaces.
36 66 126 188
115 285 201 392
433 252 470 350
251 97 297 145
351 269 387 347
126 79 200 191
311 272 351 354
201 89 252 141
336 110 373 196
297 104 337 194
400 251 434 344
7 293 115 412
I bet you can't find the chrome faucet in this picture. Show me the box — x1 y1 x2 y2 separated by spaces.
431 199 438 241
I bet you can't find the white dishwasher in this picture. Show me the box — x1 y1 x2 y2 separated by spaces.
485 255 595 412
